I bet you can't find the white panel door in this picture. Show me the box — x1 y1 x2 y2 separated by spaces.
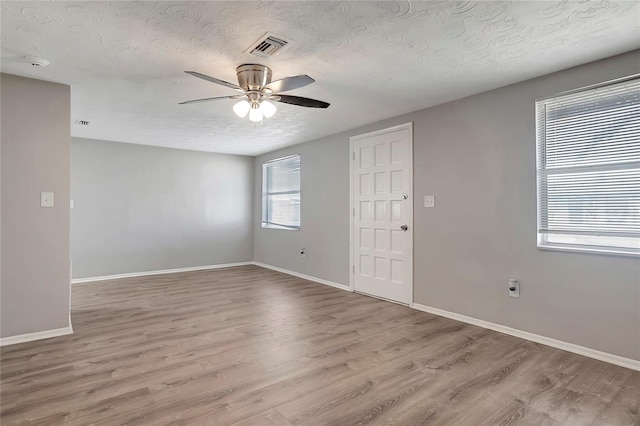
351 123 412 304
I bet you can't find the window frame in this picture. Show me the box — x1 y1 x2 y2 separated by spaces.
535 75 640 257
261 154 301 231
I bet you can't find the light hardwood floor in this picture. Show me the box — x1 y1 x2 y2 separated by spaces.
1 265 638 425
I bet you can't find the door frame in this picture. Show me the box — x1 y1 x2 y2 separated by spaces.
349 122 414 304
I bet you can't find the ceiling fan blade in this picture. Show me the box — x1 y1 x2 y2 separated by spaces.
184 71 243 91
178 95 238 105
264 75 315 93
273 95 330 109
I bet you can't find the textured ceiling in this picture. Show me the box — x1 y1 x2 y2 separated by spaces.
1 1 639 155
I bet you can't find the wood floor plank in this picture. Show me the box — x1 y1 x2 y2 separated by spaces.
231 408 293 426
1 265 637 425
593 373 640 426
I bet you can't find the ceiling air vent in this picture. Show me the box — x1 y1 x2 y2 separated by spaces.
246 33 293 58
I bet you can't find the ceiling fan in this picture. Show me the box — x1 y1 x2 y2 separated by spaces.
180 64 330 122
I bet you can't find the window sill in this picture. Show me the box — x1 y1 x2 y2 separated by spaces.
261 223 300 231
537 243 640 258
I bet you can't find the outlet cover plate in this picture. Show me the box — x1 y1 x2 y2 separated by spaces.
41 192 54 208
424 195 435 208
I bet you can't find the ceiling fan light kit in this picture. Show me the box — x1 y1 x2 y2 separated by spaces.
259 100 277 118
249 105 263 122
233 100 251 118
181 63 329 122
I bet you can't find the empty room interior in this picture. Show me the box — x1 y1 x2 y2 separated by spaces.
1 1 639 425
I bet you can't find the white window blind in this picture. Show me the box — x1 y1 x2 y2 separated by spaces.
536 76 640 255
262 155 300 230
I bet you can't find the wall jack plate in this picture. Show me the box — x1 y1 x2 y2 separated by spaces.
40 192 54 208
508 279 520 298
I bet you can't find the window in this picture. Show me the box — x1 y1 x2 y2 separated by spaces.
536 76 640 256
262 155 301 230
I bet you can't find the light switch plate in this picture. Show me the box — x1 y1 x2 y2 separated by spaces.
41 192 54 208
424 195 435 208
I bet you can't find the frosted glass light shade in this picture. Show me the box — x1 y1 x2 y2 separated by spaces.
259 100 277 118
249 107 263 122
233 100 250 118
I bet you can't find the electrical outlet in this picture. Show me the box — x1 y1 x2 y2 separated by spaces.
508 279 520 298
40 192 54 208
424 195 435 208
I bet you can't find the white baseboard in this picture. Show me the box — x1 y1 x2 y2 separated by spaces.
411 303 640 372
71 262 254 284
252 262 351 292
0 326 73 347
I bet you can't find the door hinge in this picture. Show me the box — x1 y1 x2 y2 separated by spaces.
352 207 355 217
352 265 355 274
352 152 355 160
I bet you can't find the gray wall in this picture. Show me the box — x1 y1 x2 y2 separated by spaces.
71 138 253 278
253 135 350 284
254 50 640 360
1 73 71 338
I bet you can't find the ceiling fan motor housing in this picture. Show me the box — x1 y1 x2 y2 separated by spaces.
236 64 272 91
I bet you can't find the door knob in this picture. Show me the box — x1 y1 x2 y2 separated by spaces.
400 225 408 231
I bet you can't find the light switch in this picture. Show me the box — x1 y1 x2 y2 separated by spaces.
424 195 435 208
70 200 74 209
41 192 54 208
